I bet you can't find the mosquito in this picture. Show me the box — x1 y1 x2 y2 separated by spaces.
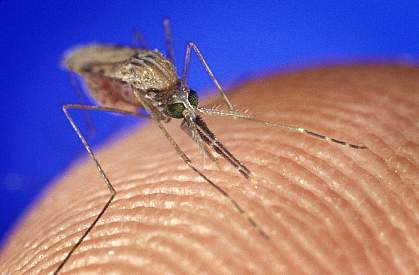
57 18 367 274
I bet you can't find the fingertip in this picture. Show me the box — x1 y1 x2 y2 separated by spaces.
1 64 418 274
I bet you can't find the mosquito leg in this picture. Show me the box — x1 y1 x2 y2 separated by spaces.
132 27 148 49
162 18 176 65
181 42 234 111
55 104 150 274
198 107 368 149
65 104 151 119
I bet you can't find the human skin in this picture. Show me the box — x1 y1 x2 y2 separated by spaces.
0 64 418 274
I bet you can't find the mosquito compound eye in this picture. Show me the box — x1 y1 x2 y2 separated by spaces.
188 89 199 107
166 102 185 118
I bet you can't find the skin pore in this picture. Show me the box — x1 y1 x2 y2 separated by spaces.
0 64 418 274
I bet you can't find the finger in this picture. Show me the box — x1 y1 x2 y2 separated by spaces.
1 64 418 274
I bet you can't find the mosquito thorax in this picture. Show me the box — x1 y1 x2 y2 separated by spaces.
165 88 199 119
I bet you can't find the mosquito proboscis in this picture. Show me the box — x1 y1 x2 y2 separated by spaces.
56 18 368 273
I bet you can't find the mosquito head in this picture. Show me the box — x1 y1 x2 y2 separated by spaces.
165 86 199 120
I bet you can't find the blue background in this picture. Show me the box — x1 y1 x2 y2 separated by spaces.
1 1 418 246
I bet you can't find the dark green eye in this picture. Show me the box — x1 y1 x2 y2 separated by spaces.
166 102 185 118
188 89 199 107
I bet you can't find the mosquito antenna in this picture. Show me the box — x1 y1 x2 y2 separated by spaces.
198 107 368 149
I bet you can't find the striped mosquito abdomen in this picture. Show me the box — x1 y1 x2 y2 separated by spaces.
63 45 178 112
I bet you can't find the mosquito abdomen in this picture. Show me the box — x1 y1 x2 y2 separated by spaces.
63 45 179 111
